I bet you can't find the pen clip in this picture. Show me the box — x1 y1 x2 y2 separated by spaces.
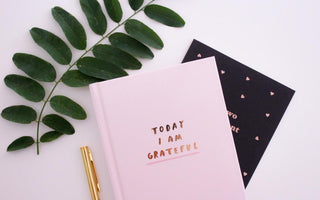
88 149 100 192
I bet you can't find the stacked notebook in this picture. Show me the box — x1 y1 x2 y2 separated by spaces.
182 40 295 186
89 40 294 199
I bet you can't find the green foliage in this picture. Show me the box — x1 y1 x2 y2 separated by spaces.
93 44 142 69
109 32 154 59
7 136 35 151
2 0 185 154
1 105 37 124
62 70 102 87
52 6 87 50
144 4 185 27
104 0 123 23
30 28 72 65
129 0 144 11
77 57 128 79
40 131 64 143
12 53 56 82
125 19 164 49
80 0 107 35
50 95 87 120
42 114 75 135
4 74 45 102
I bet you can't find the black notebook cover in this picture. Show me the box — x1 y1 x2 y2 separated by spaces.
182 39 295 187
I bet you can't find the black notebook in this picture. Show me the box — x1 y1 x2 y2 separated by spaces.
182 39 295 187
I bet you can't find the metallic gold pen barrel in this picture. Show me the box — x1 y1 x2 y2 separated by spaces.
81 146 100 200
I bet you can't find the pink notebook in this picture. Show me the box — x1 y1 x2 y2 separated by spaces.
89 57 246 200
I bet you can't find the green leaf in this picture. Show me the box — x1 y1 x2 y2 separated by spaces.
12 53 56 82
62 70 102 87
7 136 35 152
42 114 75 135
30 27 72 65
77 57 128 80
104 0 122 23
144 4 185 27
109 32 154 59
125 19 163 49
4 74 45 102
40 131 63 143
52 6 87 50
50 95 87 120
80 0 107 35
93 44 142 69
129 0 143 11
1 105 37 124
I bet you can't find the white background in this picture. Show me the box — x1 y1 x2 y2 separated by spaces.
0 0 319 199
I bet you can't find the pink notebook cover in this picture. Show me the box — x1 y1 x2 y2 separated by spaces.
89 57 246 200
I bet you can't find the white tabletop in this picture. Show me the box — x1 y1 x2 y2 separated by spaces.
1 0 319 199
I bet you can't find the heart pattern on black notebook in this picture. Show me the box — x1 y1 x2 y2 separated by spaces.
182 39 295 187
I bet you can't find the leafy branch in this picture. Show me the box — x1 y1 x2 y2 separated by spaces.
1 0 185 154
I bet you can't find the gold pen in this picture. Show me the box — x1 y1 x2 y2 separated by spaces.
80 146 100 200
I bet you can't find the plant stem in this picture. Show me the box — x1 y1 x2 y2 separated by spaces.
35 0 156 155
